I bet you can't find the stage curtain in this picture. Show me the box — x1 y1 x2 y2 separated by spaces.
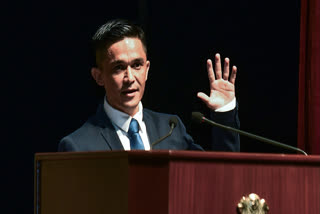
298 0 320 154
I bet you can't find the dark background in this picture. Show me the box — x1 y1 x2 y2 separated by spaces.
3 0 300 213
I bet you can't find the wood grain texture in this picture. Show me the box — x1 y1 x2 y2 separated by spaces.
168 160 319 214
35 151 320 214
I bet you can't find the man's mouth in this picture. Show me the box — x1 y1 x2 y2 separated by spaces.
122 89 138 96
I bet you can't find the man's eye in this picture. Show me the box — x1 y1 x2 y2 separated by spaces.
114 65 126 71
132 63 142 69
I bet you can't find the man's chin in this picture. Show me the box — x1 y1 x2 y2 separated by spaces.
120 101 140 115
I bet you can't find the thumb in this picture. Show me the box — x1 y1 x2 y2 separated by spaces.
197 92 210 104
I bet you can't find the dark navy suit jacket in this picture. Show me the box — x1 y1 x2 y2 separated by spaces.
58 104 240 152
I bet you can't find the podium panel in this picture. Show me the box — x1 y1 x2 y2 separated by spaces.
35 151 320 214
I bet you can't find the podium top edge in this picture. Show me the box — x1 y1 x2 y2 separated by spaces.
35 150 320 165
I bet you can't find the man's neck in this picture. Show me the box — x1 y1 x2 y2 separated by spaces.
103 98 144 133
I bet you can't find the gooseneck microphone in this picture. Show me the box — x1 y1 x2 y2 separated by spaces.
151 117 178 149
192 112 308 155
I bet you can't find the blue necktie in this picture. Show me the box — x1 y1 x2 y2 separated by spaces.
128 118 145 150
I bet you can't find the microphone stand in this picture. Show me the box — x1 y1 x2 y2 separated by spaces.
197 113 308 156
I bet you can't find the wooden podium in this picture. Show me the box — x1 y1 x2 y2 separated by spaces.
34 151 320 214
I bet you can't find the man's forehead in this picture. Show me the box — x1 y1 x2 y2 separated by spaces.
115 37 140 49
107 51 145 61
105 38 146 62
107 38 145 54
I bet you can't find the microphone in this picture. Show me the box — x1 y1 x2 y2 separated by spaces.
192 112 308 156
151 117 178 149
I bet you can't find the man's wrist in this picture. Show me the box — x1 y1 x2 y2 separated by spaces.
214 97 236 112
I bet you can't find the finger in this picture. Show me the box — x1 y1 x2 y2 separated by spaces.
230 65 237 84
197 92 210 104
207 59 215 86
214 53 222 79
223 57 230 80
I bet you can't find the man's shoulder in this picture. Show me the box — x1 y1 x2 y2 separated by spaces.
65 103 110 138
142 108 185 131
58 114 110 151
60 116 101 141
143 108 177 119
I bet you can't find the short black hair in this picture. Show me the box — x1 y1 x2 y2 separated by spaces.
92 19 147 67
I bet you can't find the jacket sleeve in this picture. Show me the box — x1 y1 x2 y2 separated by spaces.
209 103 240 152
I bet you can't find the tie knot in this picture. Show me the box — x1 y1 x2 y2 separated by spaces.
128 118 139 135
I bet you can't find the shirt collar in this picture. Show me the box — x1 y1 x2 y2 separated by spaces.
103 97 144 133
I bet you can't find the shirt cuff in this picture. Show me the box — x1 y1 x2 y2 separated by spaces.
214 97 236 112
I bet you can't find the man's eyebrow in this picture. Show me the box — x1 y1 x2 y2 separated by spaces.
110 58 145 65
110 60 125 65
132 58 145 63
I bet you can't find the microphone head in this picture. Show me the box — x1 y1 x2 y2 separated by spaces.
169 117 178 128
192 112 205 124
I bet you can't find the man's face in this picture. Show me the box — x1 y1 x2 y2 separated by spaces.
92 37 150 116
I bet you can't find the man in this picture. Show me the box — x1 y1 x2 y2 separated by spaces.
58 19 240 152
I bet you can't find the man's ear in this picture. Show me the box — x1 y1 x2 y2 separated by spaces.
145 60 150 81
91 67 104 86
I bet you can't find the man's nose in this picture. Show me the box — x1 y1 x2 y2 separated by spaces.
125 66 135 82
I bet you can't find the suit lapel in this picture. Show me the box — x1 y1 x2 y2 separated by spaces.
95 104 159 150
143 110 160 146
100 125 124 151
95 104 124 151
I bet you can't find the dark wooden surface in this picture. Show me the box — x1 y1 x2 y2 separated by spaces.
35 151 320 214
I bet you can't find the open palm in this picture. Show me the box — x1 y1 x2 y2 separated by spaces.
197 53 237 110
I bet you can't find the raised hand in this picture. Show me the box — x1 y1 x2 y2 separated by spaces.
197 53 237 110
